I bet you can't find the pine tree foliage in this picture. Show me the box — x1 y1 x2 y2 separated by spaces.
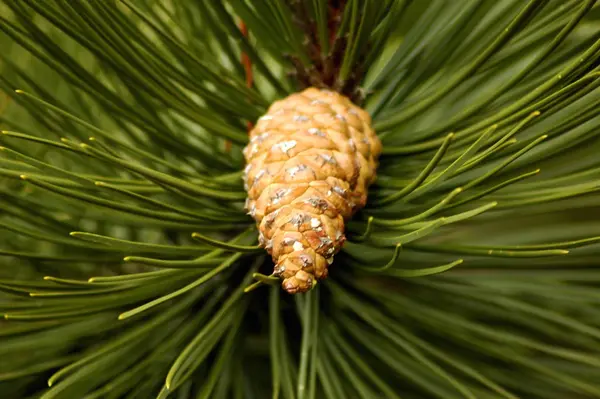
1 0 600 398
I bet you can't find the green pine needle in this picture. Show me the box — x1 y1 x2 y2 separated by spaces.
1 0 600 398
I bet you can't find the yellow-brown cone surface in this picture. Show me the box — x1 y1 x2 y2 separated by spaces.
243 88 381 294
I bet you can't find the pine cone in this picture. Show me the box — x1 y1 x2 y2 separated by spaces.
243 88 381 294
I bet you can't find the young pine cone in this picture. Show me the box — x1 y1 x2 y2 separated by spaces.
243 88 381 294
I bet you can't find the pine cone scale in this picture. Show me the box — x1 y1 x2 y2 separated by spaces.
244 88 381 294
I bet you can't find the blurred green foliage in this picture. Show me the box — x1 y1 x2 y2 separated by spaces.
1 1 600 398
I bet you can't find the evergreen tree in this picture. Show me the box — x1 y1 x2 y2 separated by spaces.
1 1 600 398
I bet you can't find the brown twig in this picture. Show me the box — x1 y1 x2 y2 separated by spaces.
288 1 362 101
240 21 254 133
225 21 254 153
240 22 254 92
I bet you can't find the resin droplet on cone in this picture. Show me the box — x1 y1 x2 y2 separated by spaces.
243 88 381 294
